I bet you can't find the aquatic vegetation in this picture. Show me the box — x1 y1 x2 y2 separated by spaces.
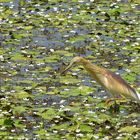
0 0 140 139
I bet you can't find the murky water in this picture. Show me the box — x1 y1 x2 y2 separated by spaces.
0 0 140 139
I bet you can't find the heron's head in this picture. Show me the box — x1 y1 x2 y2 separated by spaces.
61 56 83 74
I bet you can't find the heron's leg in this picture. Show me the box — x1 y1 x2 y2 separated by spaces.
104 98 115 105
104 97 126 105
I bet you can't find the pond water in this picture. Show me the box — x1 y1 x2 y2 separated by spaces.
0 0 140 139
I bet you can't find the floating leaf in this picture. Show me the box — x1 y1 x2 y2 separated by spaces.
119 126 140 133
4 118 14 126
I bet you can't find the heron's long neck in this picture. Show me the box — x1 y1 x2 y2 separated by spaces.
81 58 105 84
81 59 102 73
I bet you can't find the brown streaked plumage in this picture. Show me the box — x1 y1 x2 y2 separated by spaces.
61 56 140 101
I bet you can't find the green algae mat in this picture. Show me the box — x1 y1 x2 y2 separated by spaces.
0 0 140 139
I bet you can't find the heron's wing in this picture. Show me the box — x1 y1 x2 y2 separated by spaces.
105 70 139 100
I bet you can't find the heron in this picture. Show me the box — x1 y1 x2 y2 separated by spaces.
61 56 140 101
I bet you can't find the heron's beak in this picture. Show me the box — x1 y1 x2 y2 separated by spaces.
61 62 74 75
